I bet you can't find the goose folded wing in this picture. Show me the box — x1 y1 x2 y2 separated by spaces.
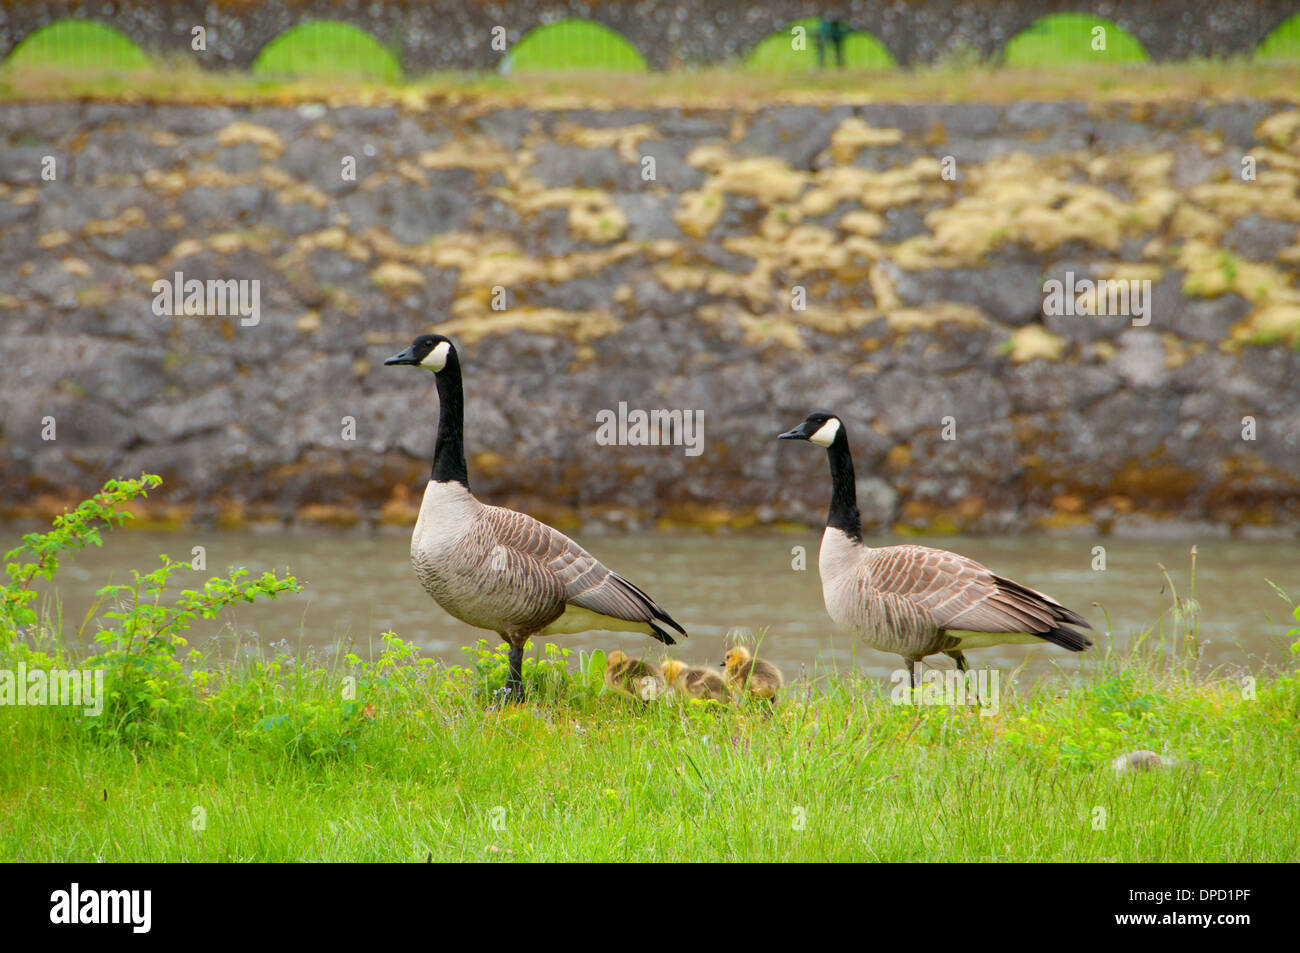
487 505 684 633
865 545 1086 635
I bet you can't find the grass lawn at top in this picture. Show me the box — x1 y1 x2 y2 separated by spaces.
745 18 897 72
1257 14 1300 61
251 20 402 82
1004 14 1149 67
7 20 151 71
508 19 648 71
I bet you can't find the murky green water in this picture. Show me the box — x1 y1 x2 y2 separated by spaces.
31 527 1300 680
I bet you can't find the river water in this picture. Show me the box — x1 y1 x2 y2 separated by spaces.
28 525 1298 682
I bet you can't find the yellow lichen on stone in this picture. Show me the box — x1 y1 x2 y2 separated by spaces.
562 123 661 163
439 306 621 345
697 305 808 351
1189 175 1300 222
1178 240 1298 305
277 181 329 209
674 189 724 238
60 257 92 279
1257 109 1300 148
685 144 732 173
796 306 882 334
1240 305 1300 346
839 210 886 236
829 117 903 164
869 263 902 309
215 121 284 158
83 206 147 236
1129 188 1180 231
798 188 838 217
709 157 808 203
419 137 514 173
370 261 426 289
886 302 987 333
567 192 628 243
1007 325 1067 363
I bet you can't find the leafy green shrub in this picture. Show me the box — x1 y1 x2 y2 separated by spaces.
2 475 304 748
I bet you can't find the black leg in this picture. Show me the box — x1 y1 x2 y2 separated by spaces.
506 643 525 703
946 650 969 672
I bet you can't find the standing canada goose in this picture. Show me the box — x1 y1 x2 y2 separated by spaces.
605 650 667 701
662 658 731 702
384 334 687 701
721 646 782 701
778 412 1092 683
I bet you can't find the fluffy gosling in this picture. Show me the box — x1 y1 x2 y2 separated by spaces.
605 650 666 701
662 658 731 703
722 646 782 702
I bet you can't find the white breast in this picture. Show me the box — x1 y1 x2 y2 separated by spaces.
411 480 480 560
818 526 865 629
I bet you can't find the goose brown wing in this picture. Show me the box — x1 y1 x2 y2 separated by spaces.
864 544 1091 643
483 504 686 640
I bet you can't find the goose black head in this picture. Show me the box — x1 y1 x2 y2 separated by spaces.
384 334 456 373
778 412 843 448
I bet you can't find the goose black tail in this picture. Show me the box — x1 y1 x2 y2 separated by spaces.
1037 625 1093 652
612 573 688 640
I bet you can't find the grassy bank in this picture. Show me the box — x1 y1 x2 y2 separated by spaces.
1 478 1298 861
3 60 1299 107
3 639 1298 861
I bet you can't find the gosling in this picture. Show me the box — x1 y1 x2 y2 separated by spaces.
605 650 666 701
722 646 782 702
662 658 731 703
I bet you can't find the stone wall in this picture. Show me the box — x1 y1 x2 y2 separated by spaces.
0 0 1296 69
1 96 1299 535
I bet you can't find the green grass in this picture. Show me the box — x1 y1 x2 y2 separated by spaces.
1258 14 1300 61
7 20 151 71
508 19 647 72
2 635 1297 861
1004 14 1149 67
251 20 402 82
1 477 1297 861
746 18 896 72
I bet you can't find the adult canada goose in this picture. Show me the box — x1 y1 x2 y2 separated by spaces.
721 646 783 701
778 412 1092 683
662 658 731 702
384 334 687 701
605 650 667 701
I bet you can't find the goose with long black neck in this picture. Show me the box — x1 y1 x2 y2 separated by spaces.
778 412 1092 683
385 334 687 702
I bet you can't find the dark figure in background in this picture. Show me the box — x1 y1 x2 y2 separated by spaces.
816 17 849 69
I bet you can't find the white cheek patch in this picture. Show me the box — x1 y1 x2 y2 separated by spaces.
809 418 841 447
420 341 451 372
